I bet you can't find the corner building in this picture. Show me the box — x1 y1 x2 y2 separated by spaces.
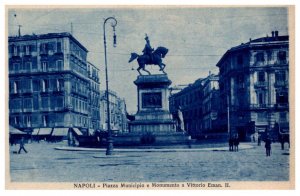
216 31 289 141
8 33 98 132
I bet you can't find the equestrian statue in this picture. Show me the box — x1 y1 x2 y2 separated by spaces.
129 34 169 75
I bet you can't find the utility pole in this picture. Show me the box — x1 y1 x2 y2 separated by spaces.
14 14 21 37
103 17 117 156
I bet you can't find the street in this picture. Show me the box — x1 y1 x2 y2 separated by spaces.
9 141 289 182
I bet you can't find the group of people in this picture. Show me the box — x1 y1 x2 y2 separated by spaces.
228 135 240 152
230 132 273 157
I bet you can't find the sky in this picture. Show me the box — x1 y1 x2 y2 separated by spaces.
7 6 289 113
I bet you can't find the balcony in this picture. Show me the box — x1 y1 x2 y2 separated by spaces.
23 52 32 57
40 50 48 56
249 103 289 110
274 80 288 87
275 60 288 65
274 103 289 109
249 104 268 109
254 81 267 89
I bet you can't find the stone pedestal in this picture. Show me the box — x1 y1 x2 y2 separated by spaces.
129 74 176 133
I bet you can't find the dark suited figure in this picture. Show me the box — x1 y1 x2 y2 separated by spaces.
265 135 272 157
233 135 240 152
18 137 28 154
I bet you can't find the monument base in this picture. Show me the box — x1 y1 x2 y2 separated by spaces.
129 74 177 133
113 132 191 147
130 110 176 133
125 74 190 146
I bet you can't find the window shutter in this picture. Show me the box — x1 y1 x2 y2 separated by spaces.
17 46 20 55
57 42 62 52
31 44 36 52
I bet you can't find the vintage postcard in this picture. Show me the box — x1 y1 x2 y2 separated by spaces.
5 5 295 190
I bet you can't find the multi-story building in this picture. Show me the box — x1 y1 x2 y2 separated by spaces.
202 74 220 133
169 74 222 139
216 31 289 141
87 62 100 132
100 90 128 132
8 32 100 134
169 79 204 138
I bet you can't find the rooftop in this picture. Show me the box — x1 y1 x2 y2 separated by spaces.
8 32 88 52
216 31 289 67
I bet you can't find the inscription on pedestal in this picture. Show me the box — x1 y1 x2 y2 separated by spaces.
142 92 162 108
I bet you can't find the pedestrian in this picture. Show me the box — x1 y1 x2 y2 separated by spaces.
265 135 272 157
257 134 261 146
233 135 239 152
228 137 234 151
18 137 28 154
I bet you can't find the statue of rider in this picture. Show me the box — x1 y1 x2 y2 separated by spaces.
142 34 154 63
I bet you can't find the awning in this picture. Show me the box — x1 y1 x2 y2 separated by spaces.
33 128 52 135
72 128 83 136
9 126 26 135
32 128 40 135
52 128 69 136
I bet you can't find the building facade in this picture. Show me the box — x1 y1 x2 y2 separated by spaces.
100 90 128 132
8 32 101 133
87 62 101 132
169 74 221 138
216 31 289 141
201 74 220 133
169 79 204 138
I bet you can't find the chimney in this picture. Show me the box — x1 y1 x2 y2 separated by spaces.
271 31 275 37
275 31 279 37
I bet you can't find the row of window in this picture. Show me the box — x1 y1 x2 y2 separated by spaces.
220 50 288 74
71 79 88 96
9 113 95 128
10 113 65 127
235 50 288 66
70 42 87 60
9 96 64 111
9 60 64 72
257 71 287 82
220 70 288 92
10 78 64 94
256 91 288 105
9 42 63 56
254 51 287 63
256 112 288 122
71 97 89 114
70 57 88 76
90 81 100 92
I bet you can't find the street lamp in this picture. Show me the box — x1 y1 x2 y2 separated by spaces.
103 17 117 155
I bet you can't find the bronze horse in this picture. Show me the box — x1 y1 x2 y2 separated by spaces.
128 46 169 75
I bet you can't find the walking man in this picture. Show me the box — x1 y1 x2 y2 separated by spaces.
265 134 272 157
18 137 28 154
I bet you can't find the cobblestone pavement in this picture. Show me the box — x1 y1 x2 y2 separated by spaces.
9 141 290 182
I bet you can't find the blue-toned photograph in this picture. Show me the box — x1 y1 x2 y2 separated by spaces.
6 6 293 188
